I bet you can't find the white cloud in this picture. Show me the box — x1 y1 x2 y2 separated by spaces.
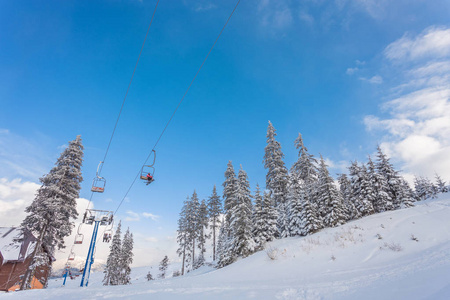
125 210 140 222
365 26 450 181
0 178 39 227
142 212 160 221
145 237 158 243
299 11 314 25
258 0 293 32
346 67 359 75
384 27 450 62
194 3 216 12
0 130 52 180
359 75 383 84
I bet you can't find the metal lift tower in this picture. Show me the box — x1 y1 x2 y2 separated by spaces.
79 209 113 287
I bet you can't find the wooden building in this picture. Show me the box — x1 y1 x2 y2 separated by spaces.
0 227 53 292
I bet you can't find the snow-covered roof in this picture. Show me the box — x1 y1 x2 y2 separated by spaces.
0 227 36 264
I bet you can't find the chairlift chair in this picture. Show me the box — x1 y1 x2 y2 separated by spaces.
91 177 106 193
74 223 84 244
68 251 75 261
74 234 84 244
140 150 156 184
91 161 106 193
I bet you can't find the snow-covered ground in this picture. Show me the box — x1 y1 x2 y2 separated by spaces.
2 197 450 299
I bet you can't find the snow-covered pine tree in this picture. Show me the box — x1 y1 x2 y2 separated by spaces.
217 219 233 268
223 161 238 224
291 133 319 203
356 164 376 216
375 146 410 209
299 187 322 236
348 161 364 220
263 121 288 237
399 178 415 208
262 191 279 242
186 191 200 270
196 199 209 267
231 166 255 258
317 156 346 228
207 185 222 261
19 135 84 290
103 221 122 286
286 173 303 237
158 256 169 279
252 184 265 249
367 156 393 213
337 173 354 221
176 198 190 275
218 162 239 267
414 176 436 201
120 228 134 285
435 173 449 194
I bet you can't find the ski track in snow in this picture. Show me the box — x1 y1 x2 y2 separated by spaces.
1 197 450 299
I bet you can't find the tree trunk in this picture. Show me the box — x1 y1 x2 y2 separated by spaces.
20 222 48 290
212 217 216 261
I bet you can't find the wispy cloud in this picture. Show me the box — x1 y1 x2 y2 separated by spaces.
0 129 53 180
359 75 383 84
365 26 450 180
125 210 140 222
384 27 450 62
142 212 160 221
346 67 359 75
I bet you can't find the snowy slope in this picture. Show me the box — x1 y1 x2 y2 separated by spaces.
2 197 450 299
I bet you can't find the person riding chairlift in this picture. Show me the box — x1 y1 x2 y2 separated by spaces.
146 173 154 184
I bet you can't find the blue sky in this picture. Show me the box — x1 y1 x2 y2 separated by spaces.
1 0 450 266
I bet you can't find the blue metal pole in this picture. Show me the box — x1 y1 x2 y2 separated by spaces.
85 221 100 287
62 268 68 286
80 221 98 287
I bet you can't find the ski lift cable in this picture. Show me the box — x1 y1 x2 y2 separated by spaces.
112 0 241 216
83 0 160 213
99 0 161 173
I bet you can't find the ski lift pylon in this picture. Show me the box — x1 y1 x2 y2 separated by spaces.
91 161 106 193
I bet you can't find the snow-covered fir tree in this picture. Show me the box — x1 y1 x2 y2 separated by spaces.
196 199 209 268
398 178 415 208
356 164 376 216
367 156 393 213
218 162 239 267
217 219 233 267
207 185 222 261
299 187 322 236
223 161 238 224
286 173 303 237
376 146 412 209
159 256 169 279
435 173 449 194
348 162 365 220
414 176 436 201
263 121 288 237
104 221 122 286
231 166 255 258
337 173 355 221
262 191 279 242
176 198 190 275
317 156 346 228
187 191 200 269
435 174 448 194
120 228 134 285
19 135 84 290
252 184 265 249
